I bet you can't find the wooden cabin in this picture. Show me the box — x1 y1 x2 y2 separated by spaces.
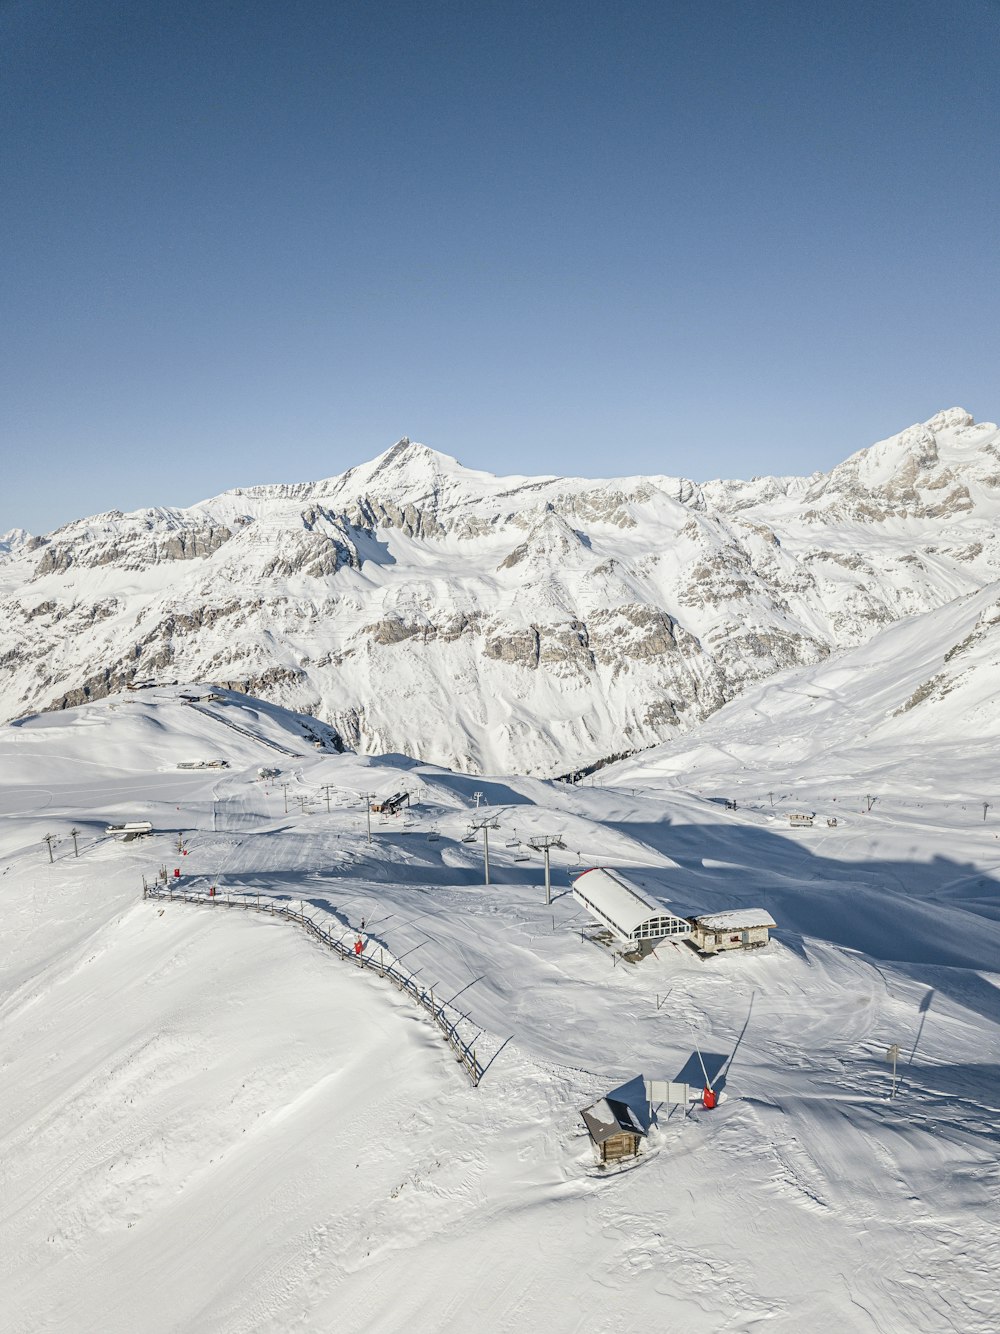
580 1079 650 1164
687 909 776 955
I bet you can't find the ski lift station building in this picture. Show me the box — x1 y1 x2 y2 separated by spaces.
105 821 153 841
572 868 691 946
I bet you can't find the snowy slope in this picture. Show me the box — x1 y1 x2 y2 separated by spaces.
605 577 1000 798
0 688 997 1332
2 411 1000 775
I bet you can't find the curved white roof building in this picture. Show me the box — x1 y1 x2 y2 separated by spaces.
572 868 691 944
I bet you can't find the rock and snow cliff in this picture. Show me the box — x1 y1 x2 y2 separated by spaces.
2 410 999 775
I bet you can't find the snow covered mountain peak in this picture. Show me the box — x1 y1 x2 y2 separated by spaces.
0 527 32 559
334 437 465 493
800 408 1000 520
3 408 1000 775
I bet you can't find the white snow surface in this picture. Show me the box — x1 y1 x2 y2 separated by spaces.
1 685 997 1332
692 909 777 930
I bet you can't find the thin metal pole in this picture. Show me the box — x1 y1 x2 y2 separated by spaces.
544 844 551 905
483 823 490 885
887 1043 900 1098
694 1042 711 1090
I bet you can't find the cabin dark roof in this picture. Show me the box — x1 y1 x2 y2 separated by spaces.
580 1092 649 1146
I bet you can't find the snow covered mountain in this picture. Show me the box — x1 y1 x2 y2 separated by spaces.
2 408 999 776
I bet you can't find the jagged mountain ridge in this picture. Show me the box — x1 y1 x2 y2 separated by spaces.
2 408 999 775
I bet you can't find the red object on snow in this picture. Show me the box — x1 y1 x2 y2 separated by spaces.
173 868 180 878
354 937 364 956
209 887 216 897
702 1087 717 1109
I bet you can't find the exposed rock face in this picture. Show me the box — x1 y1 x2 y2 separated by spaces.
2 413 1000 775
32 523 234 576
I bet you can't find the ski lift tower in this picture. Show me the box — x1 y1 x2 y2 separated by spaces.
469 814 500 886
528 834 566 905
361 792 376 845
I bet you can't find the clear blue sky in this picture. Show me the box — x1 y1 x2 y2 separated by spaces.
3 0 999 534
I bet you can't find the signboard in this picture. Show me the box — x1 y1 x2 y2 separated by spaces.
645 1079 690 1106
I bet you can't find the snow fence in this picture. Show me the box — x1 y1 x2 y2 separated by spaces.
142 882 484 1086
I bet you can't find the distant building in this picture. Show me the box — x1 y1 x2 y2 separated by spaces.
371 791 409 815
106 821 153 841
788 813 814 827
572 867 691 948
687 909 776 955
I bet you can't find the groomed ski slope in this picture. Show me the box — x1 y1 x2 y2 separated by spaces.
0 687 997 1333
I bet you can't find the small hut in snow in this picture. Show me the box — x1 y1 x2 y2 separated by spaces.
580 1077 651 1163
687 909 776 955
572 868 691 949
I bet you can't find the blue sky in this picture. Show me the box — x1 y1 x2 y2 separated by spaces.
3 0 999 534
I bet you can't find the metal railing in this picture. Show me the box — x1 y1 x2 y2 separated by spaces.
142 882 483 1086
